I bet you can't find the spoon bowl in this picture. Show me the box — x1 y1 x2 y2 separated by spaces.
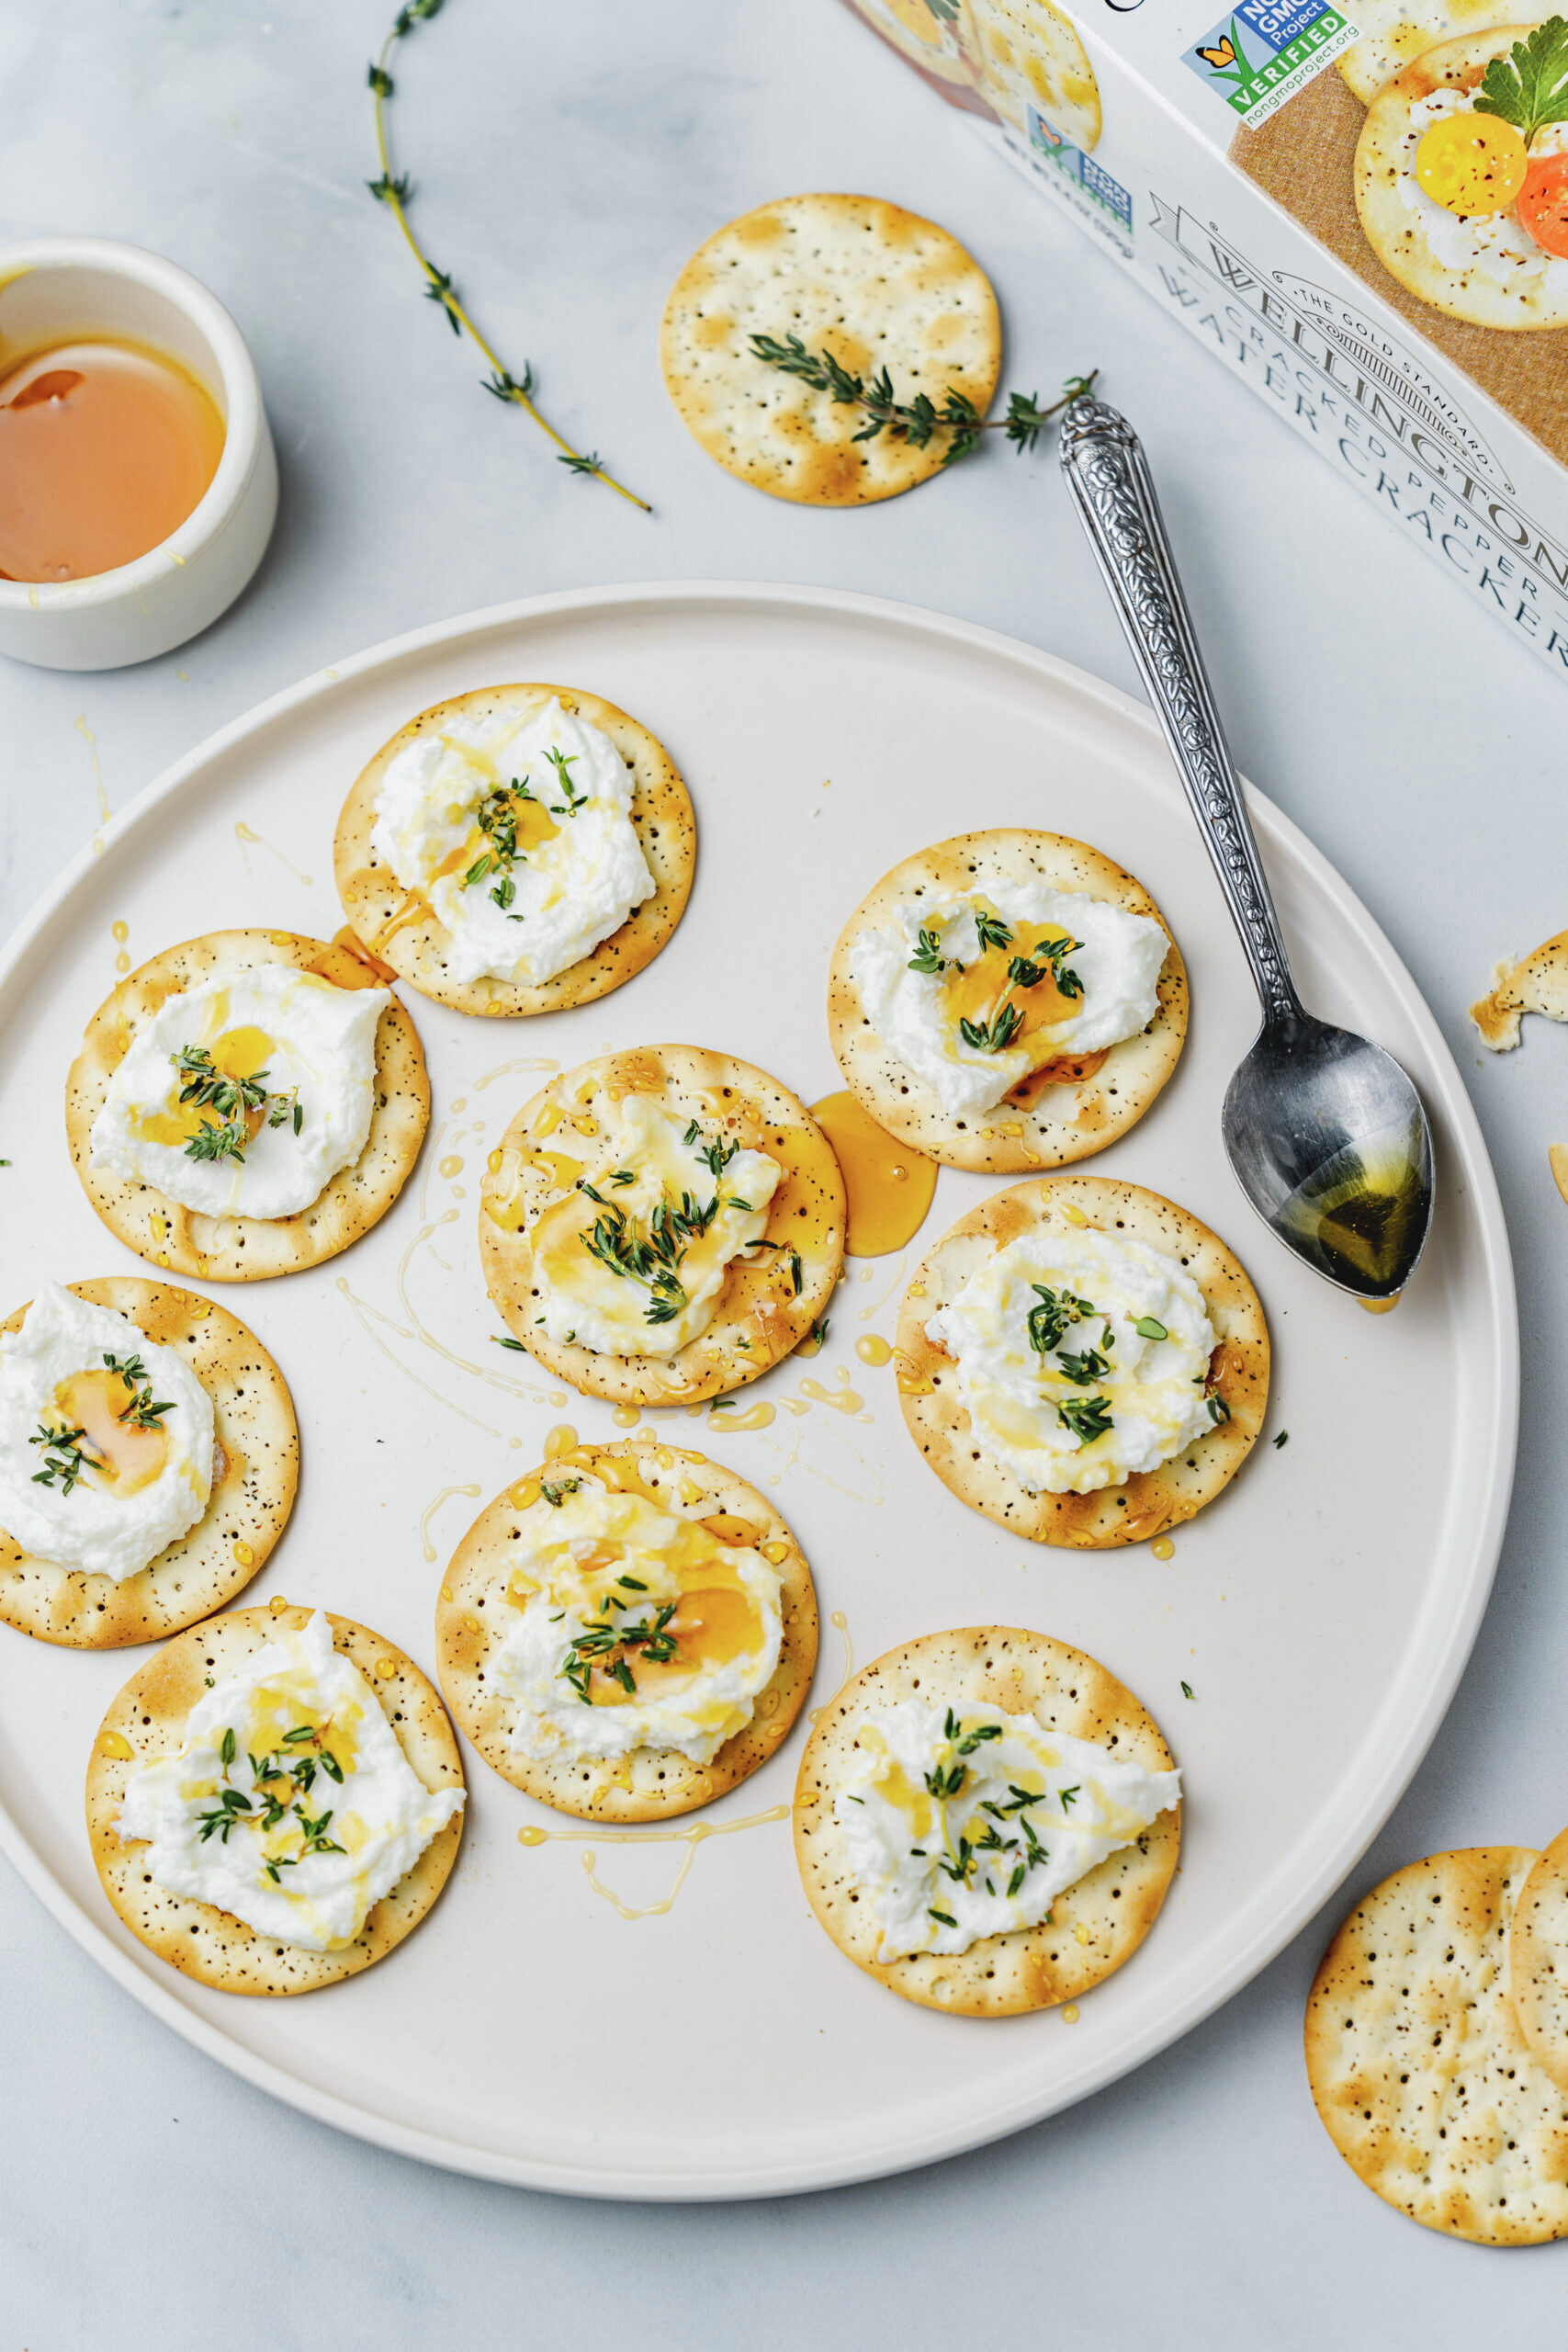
1223 1013 1432 1298
1059 396 1434 1302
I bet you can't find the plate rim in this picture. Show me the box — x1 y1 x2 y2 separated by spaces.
0 578 1519 2200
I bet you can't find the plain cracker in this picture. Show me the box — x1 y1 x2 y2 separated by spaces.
660 193 1000 506
0 1278 297 1649
86 1605 466 1996
1509 1826 1568 2091
436 1441 818 1821
1305 1847 1568 2244
333 683 696 1018
1470 927 1568 1048
479 1044 846 1406
896 1174 1269 1548
793 1624 1179 2016
66 929 430 1283
828 828 1188 1173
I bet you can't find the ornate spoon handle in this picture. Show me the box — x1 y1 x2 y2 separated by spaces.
1058 396 1302 1025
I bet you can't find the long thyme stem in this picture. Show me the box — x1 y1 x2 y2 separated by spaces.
367 3 650 513
750 334 1098 466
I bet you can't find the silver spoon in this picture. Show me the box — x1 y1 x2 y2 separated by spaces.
1058 396 1431 1302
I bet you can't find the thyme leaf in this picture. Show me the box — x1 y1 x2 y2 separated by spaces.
749 334 1098 466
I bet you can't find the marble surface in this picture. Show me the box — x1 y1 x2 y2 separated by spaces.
3 0 1566 2340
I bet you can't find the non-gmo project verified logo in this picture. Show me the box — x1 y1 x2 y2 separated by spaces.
1183 0 1359 126
1028 107 1134 233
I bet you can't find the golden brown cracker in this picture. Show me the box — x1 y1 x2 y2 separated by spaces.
479 1045 846 1405
896 1175 1269 1547
86 1606 465 1996
660 193 1000 505
333 683 696 1017
435 1441 817 1821
0 1278 297 1647
66 929 429 1283
794 1624 1179 2015
1305 1847 1568 2243
828 829 1187 1173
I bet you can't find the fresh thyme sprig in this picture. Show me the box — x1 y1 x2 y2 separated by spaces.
102 1352 176 1432
29 1422 89 1492
366 1 649 511
749 334 1098 467
908 927 951 977
171 1044 302 1166
560 1592 680 1702
575 1123 747 1327
196 1720 347 1876
1026 1284 1096 1360
1057 1393 1115 1443
958 1002 1024 1054
543 746 588 815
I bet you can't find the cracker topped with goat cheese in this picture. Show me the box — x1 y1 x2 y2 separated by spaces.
829 830 1187 1173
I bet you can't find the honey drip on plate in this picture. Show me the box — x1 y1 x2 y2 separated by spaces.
516 1805 790 1920
808 1610 854 1726
854 1334 892 1367
809 1091 937 1257
706 1399 775 1432
235 822 313 888
798 1371 866 1417
419 1481 482 1562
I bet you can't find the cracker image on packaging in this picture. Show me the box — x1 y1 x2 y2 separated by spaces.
845 0 976 84
660 192 1001 505
1305 1846 1568 2244
794 1624 1180 2015
334 683 696 1018
1337 0 1528 102
67 928 430 1283
479 1044 846 1407
829 828 1187 1174
87 1605 466 1996
436 1439 817 1822
1355 28 1568 333
963 0 1103 150
896 1174 1268 1548
0 1277 297 1648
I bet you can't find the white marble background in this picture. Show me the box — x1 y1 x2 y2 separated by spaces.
2 1 1565 2341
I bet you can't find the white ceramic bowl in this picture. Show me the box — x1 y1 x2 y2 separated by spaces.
0 238 278 671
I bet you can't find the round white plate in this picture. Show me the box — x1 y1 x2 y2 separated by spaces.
0 582 1516 2199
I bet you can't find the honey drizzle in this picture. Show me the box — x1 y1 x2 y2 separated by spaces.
516 1804 790 1920
419 1481 483 1563
333 1274 509 1441
75 714 109 827
471 1055 561 1093
808 1611 854 1726
234 821 312 888
857 1252 908 1322
394 1209 552 1407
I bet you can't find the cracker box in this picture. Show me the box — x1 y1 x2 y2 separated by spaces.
840 0 1568 682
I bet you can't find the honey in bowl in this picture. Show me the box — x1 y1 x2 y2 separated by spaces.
0 339 224 582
